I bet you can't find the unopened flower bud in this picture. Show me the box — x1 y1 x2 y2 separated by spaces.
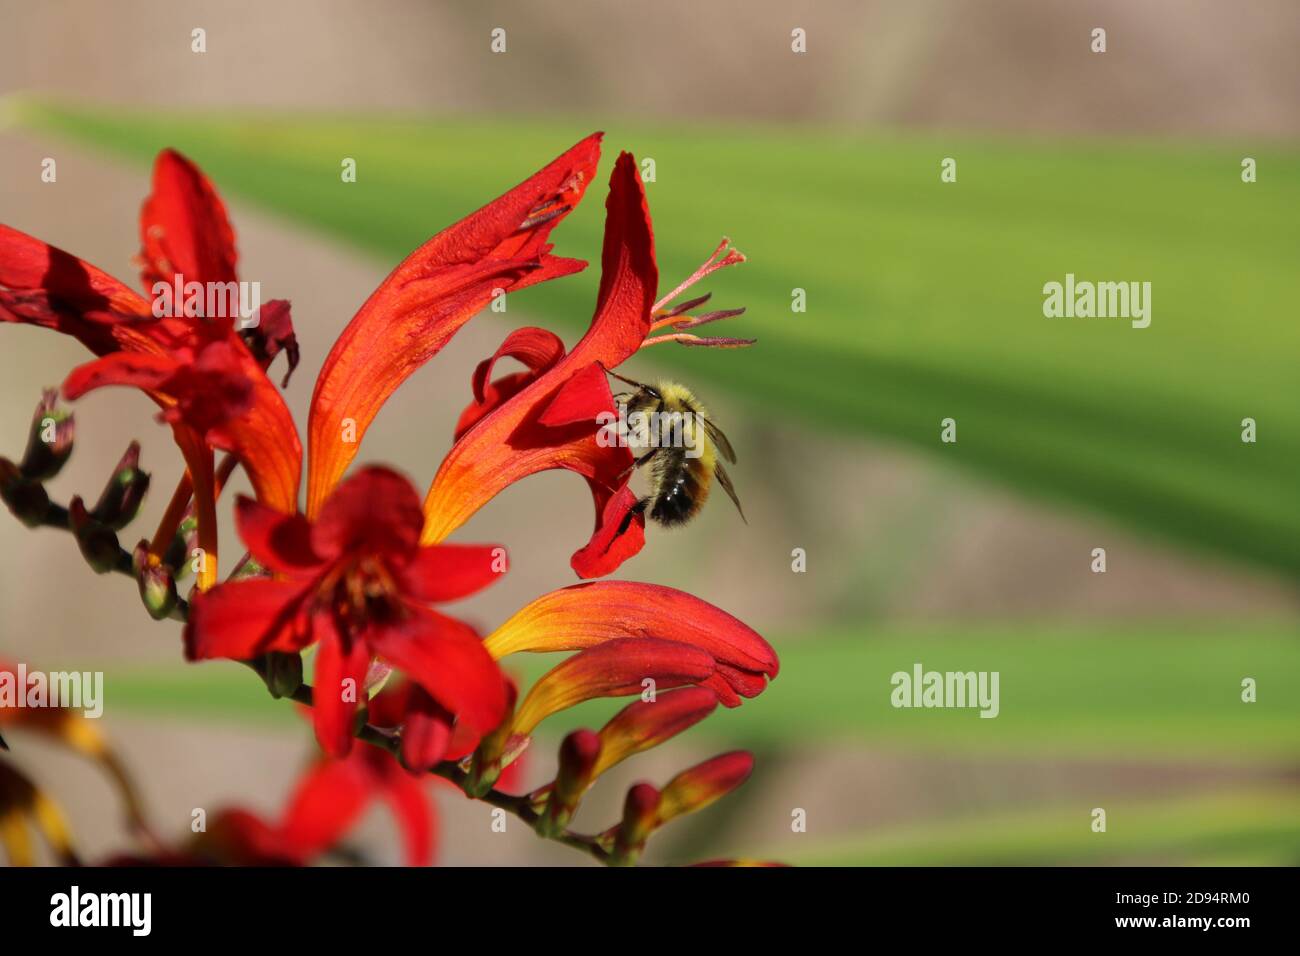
18 390 74 481
611 782 661 866
132 542 178 620
91 442 150 530
263 651 304 700
537 729 601 837
68 497 122 574
0 457 49 527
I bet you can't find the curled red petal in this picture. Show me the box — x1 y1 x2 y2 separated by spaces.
471 326 566 406
305 133 602 517
455 326 566 440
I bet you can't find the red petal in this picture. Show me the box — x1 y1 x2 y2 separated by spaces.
0 224 156 356
311 466 425 562
375 755 437 866
511 637 715 737
367 607 508 736
536 361 614 426
455 326 566 439
311 627 372 758
273 757 373 862
184 577 315 660
471 326 566 406
398 687 454 773
564 151 658 371
234 495 322 575
305 134 602 517
396 543 505 603
570 482 645 579
201 340 302 514
139 149 239 290
62 350 180 401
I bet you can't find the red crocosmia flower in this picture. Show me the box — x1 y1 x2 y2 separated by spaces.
483 581 779 706
184 466 509 759
258 746 437 867
1 149 301 589
422 150 753 579
112 744 438 866
304 134 602 519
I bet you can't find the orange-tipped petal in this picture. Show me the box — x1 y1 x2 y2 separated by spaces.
593 687 720 778
139 149 239 291
484 581 778 704
420 153 657 576
511 638 715 738
306 133 603 517
657 751 754 824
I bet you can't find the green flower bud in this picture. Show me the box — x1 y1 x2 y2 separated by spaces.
91 442 150 530
18 390 74 482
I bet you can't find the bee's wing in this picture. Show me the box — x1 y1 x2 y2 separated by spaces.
714 462 746 523
699 415 738 464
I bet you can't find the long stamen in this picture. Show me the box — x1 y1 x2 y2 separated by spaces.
641 332 756 349
641 240 752 350
652 238 745 314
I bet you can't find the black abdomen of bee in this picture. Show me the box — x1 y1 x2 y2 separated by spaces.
649 458 709 526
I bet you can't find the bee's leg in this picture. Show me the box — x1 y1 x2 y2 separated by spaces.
617 496 650 536
605 367 649 390
603 366 662 400
615 448 659 483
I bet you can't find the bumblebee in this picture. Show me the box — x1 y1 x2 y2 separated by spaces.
608 370 744 528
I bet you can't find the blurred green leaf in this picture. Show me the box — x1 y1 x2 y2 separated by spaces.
15 101 1300 577
785 788 1300 865
95 623 1300 760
